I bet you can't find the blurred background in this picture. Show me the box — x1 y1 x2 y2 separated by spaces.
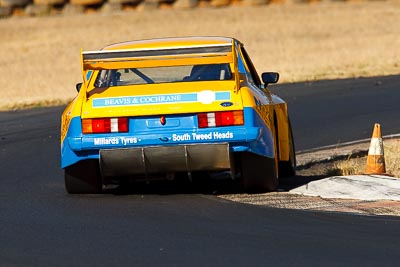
0 0 399 110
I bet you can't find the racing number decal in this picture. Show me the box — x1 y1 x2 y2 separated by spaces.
254 95 273 129
61 112 71 143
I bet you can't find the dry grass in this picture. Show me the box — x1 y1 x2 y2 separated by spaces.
328 139 400 177
0 2 399 110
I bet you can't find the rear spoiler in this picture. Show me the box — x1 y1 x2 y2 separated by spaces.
80 42 241 91
82 44 234 70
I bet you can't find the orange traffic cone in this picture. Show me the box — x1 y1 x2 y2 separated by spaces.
365 123 386 175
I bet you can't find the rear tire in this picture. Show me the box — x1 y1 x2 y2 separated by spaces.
64 160 102 194
278 119 296 178
239 152 278 193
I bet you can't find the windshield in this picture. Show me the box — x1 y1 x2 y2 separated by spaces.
94 63 233 88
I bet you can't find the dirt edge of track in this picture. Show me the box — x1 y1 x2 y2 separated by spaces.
219 138 400 217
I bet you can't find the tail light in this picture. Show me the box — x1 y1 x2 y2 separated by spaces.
82 118 128 134
198 111 244 128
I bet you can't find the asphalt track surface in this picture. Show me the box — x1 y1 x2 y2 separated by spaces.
1 75 400 266
271 75 400 151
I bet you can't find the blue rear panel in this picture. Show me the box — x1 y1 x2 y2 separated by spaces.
61 107 275 168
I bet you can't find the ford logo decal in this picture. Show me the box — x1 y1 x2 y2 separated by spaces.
220 102 233 107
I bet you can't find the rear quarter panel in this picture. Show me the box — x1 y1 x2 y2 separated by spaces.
61 91 85 145
240 85 291 162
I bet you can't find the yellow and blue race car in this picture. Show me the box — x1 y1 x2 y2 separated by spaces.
61 36 295 194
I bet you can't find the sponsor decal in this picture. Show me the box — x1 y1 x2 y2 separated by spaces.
92 131 234 146
172 131 234 142
92 91 231 108
93 136 140 146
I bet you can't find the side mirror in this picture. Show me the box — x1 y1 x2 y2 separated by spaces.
261 72 279 86
76 83 83 92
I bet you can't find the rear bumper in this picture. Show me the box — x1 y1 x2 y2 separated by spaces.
100 143 231 177
61 107 275 169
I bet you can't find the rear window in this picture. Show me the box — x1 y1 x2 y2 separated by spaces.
94 63 233 88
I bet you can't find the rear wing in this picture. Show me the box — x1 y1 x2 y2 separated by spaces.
80 43 241 91
82 44 234 70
